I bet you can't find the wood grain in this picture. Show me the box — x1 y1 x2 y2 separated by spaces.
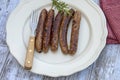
0 0 120 80
24 37 35 70
0 54 43 80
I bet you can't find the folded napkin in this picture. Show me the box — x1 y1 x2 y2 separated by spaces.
100 0 120 44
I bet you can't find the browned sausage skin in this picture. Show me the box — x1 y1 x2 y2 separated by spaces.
51 12 63 51
43 9 54 53
35 9 47 53
69 10 81 55
59 9 75 54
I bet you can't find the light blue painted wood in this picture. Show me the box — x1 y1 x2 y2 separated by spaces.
0 0 120 80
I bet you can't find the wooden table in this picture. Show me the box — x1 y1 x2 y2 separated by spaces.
0 0 120 80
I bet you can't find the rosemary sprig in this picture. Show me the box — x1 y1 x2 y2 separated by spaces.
52 0 70 15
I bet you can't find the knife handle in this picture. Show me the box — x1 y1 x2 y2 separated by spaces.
24 36 35 70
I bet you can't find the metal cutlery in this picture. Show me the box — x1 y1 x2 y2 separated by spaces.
24 11 39 70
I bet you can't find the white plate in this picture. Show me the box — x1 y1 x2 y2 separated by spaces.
6 0 107 77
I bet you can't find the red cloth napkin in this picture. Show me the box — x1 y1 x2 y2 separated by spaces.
100 0 120 44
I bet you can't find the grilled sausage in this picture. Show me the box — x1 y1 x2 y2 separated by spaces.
69 10 81 55
35 9 47 53
59 9 75 54
43 9 54 53
51 12 63 51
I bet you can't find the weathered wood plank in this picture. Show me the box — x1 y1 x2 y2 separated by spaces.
0 0 43 80
42 65 94 80
0 0 13 77
43 45 120 80
0 0 120 80
89 45 120 80
1 54 43 80
0 46 9 76
0 0 43 79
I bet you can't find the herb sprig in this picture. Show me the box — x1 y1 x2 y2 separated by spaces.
52 0 70 15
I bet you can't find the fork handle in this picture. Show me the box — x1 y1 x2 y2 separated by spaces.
24 36 35 70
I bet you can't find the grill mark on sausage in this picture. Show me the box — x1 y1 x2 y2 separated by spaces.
51 12 63 51
59 9 75 54
35 9 47 53
69 10 81 55
43 9 54 53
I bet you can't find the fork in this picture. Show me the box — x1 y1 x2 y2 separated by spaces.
24 11 39 70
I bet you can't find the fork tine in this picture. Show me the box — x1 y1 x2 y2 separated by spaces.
32 11 35 23
30 10 39 36
35 11 38 23
30 12 33 23
32 11 38 24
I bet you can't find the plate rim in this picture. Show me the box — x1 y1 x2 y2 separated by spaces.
6 0 107 77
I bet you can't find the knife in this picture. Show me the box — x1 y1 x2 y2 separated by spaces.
24 11 39 70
